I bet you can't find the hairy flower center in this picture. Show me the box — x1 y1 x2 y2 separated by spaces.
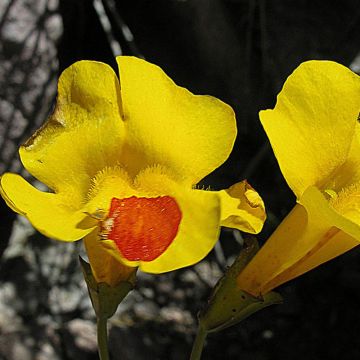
102 196 182 261
328 181 360 225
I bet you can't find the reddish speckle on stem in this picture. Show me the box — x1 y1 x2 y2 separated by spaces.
102 196 182 262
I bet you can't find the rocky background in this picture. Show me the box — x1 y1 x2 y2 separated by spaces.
0 1 359 359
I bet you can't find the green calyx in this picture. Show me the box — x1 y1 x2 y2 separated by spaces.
79 256 136 320
199 237 282 333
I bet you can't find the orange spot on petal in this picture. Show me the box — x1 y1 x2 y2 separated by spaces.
103 196 182 261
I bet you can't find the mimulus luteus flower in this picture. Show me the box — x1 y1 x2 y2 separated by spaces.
237 61 360 296
1 57 265 285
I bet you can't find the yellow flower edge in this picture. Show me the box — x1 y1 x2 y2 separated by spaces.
237 60 360 296
259 60 360 198
0 56 266 282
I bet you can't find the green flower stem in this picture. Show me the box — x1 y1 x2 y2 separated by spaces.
97 316 110 360
190 323 207 360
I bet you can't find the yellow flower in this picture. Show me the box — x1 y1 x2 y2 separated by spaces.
237 60 360 296
0 56 265 285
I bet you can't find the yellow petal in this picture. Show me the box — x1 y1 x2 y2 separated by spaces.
265 230 358 294
84 229 135 286
140 190 220 273
302 186 360 241
117 56 237 184
237 203 308 296
237 186 360 296
0 173 95 240
260 61 360 198
218 180 266 233
325 123 360 191
84 166 134 216
98 166 222 273
19 60 125 204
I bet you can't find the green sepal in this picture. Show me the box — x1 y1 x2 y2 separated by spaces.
79 256 136 319
199 237 282 333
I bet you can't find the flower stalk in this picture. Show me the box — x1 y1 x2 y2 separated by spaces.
97 316 110 360
190 323 207 360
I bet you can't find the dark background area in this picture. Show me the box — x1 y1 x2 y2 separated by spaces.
0 0 360 359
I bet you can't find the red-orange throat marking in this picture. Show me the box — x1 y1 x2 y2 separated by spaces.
101 196 182 262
